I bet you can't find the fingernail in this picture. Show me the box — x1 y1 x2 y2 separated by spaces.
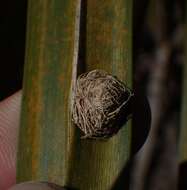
8 181 68 190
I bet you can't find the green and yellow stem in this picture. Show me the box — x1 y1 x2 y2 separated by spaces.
17 1 132 189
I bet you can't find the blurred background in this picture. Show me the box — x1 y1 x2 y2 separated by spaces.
132 0 184 190
0 1 27 100
0 0 186 189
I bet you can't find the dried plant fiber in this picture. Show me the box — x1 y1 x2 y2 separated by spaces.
72 69 133 139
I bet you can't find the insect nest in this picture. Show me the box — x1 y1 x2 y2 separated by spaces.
72 69 133 139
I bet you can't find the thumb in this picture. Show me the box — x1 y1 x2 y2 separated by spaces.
0 91 22 190
9 181 69 190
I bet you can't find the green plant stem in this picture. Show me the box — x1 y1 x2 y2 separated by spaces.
17 1 132 189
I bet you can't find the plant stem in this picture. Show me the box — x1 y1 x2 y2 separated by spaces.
17 1 132 189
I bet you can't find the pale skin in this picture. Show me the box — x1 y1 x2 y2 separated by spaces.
0 91 21 190
0 91 66 190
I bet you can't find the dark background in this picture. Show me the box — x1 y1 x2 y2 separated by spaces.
0 1 27 100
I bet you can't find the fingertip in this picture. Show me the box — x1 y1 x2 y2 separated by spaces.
0 90 22 189
8 181 68 190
